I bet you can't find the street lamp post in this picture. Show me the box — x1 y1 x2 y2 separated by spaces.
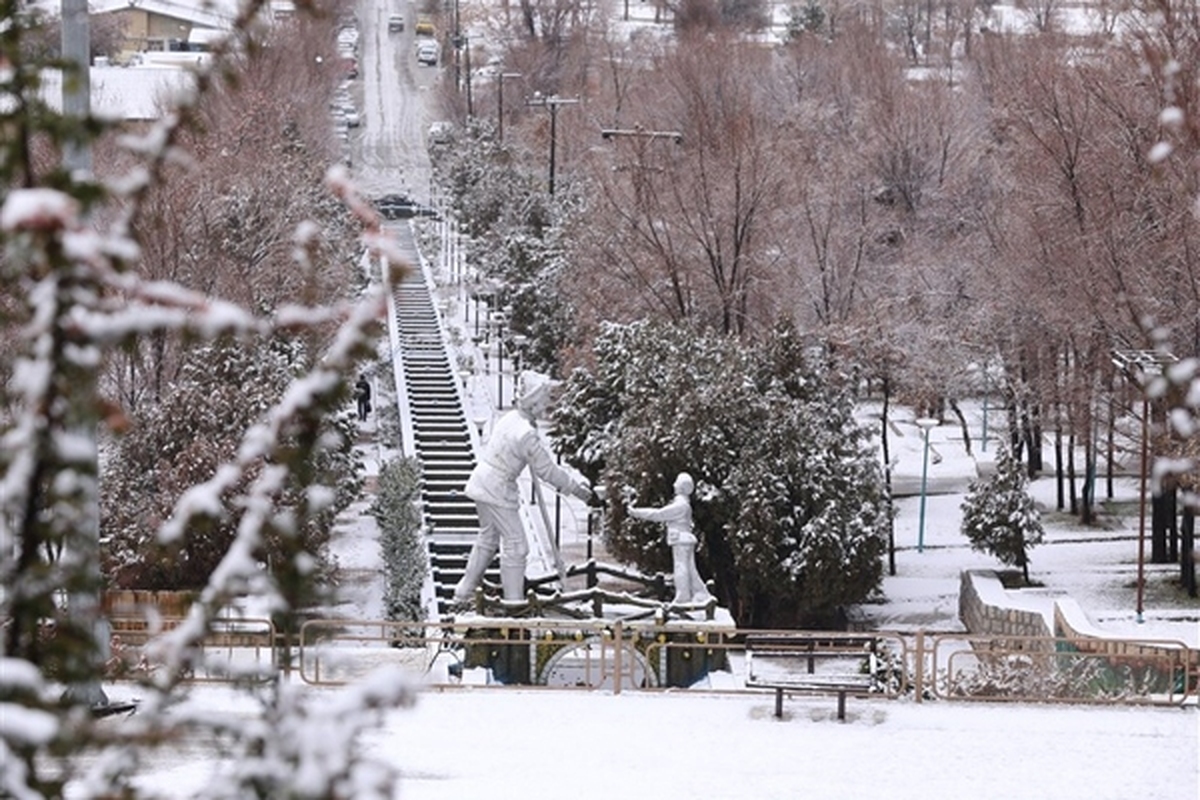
526 94 579 195
489 311 506 407
511 333 529 379
915 417 938 553
981 366 990 453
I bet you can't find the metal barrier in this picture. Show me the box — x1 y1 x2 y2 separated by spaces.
107 616 1194 707
924 632 1194 706
298 617 656 689
107 616 277 682
295 619 908 698
299 619 1197 707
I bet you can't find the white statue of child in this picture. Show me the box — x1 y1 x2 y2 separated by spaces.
628 472 712 605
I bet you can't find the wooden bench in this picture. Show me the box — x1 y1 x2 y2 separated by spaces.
744 634 879 721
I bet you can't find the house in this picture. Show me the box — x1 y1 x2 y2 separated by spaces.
88 0 236 56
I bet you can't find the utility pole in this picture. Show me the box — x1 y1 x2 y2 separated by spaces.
497 72 521 142
599 125 683 209
61 0 114 712
62 0 91 177
1111 348 1178 624
452 0 462 92
452 33 471 109
526 94 579 195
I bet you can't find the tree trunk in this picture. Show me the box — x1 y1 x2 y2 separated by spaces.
949 399 972 458
1067 430 1078 517
1081 438 1095 526
1181 508 1197 598
1105 383 1116 500
1167 482 1179 563
1150 484 1175 564
1054 425 1064 510
1028 405 1044 474
1008 396 1024 462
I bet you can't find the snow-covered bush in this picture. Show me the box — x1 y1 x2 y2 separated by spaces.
371 458 428 622
101 338 362 590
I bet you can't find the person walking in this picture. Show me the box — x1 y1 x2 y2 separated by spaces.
355 375 371 422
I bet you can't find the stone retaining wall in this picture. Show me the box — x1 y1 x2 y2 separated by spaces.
959 570 1198 682
958 569 1053 642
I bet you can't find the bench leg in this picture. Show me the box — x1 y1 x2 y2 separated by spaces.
836 691 847 721
774 687 783 719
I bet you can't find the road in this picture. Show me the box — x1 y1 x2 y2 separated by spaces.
352 0 437 202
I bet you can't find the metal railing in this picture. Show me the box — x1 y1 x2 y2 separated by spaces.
106 616 277 682
923 631 1194 705
107 615 1197 707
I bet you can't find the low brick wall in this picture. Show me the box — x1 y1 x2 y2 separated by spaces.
958 569 1054 641
1054 598 1198 679
960 570 1198 688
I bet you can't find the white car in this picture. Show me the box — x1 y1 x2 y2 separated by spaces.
428 120 452 144
416 41 438 66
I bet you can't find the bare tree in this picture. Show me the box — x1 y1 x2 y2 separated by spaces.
571 33 792 336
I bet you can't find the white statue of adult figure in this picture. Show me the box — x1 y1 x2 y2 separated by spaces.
628 472 712 605
455 372 591 602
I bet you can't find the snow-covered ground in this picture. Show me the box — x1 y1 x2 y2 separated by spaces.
113 681 1192 800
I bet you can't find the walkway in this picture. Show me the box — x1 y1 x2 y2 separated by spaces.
383 223 490 615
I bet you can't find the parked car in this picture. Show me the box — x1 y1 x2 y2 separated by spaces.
373 194 440 221
337 27 358 51
428 121 452 145
388 14 404 32
416 41 438 66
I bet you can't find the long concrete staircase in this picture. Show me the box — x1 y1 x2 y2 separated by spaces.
385 227 494 616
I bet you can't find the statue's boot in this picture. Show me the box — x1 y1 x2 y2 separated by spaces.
453 542 497 601
500 564 527 601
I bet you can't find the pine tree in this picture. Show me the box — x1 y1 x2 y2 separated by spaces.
960 447 1045 583
554 321 890 627
100 338 361 591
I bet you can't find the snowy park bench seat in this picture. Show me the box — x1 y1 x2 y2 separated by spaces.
744 634 879 721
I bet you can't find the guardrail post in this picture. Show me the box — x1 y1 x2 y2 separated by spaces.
914 630 925 703
613 621 623 696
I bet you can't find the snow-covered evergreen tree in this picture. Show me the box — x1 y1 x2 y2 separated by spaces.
433 119 580 376
960 447 1045 583
101 337 361 591
555 320 890 627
